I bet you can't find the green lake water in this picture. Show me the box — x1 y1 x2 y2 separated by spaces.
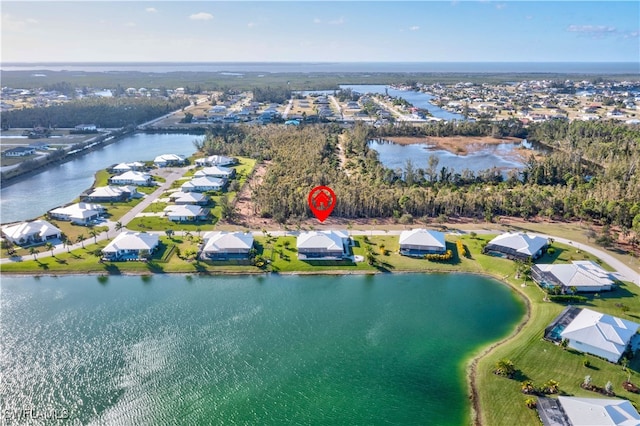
0 273 524 425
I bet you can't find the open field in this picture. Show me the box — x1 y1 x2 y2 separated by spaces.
383 135 523 155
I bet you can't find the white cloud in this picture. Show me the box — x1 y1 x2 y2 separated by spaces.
409 26 420 31
328 16 345 25
145 7 158 13
247 22 255 28
313 18 322 24
567 25 617 35
2 14 39 31
495 3 507 10
189 12 213 21
124 22 136 28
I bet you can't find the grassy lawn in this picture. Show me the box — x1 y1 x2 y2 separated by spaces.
142 202 168 213
126 216 217 232
93 169 112 187
102 199 144 221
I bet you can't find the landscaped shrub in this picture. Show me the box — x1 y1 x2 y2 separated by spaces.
424 250 454 262
548 294 588 303
456 240 467 257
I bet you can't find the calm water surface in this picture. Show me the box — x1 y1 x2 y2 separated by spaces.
0 273 524 425
369 139 525 174
340 84 464 121
0 133 201 224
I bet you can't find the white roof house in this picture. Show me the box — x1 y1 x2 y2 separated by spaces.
163 205 209 222
112 161 145 172
193 166 235 178
168 191 210 205
194 155 236 167
560 308 639 363
109 171 152 186
201 231 254 260
102 232 159 261
49 202 105 224
86 185 140 201
154 153 186 167
557 396 640 426
399 229 446 256
485 232 549 260
2 220 62 245
532 261 618 293
297 230 349 260
181 176 226 192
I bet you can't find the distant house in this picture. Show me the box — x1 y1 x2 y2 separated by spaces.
193 166 235 179
48 202 105 225
1 220 61 245
102 231 159 261
194 155 236 167
558 308 639 363
83 185 141 202
201 231 254 260
532 261 618 293
163 204 209 222
297 230 350 260
399 229 446 256
111 161 145 173
153 153 186 167
484 232 548 261
181 176 226 192
4 147 35 157
537 396 640 426
168 191 210 205
109 171 153 186
74 124 97 132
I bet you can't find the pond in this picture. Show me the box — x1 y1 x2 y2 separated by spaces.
0 273 524 425
369 139 527 175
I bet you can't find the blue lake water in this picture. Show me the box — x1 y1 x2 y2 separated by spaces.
0 133 202 224
369 139 525 175
340 84 464 121
0 273 524 425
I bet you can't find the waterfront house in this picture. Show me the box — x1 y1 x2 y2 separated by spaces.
537 396 640 426
48 202 105 225
532 261 618 293
201 231 254 260
102 231 159 261
111 161 145 173
163 205 209 222
1 220 61 245
153 153 186 167
168 191 210 205
297 230 350 260
484 232 548 261
194 155 237 167
109 171 153 186
399 229 446 256
84 185 141 202
558 308 639 363
193 166 236 179
181 176 226 193
3 146 36 157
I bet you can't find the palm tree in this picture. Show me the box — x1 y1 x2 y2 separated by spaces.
45 242 55 257
115 221 123 232
495 359 515 378
76 234 85 249
29 247 39 260
89 229 98 244
165 229 175 240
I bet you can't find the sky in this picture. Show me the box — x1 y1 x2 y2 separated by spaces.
1 1 639 63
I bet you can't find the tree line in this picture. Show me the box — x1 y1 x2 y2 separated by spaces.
194 120 640 238
1 97 190 129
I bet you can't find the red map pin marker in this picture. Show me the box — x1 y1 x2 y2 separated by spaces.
308 185 336 222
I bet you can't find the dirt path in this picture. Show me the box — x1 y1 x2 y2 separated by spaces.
336 134 351 177
231 160 270 228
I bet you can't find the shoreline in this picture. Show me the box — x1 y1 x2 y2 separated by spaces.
381 135 523 156
2 265 533 425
